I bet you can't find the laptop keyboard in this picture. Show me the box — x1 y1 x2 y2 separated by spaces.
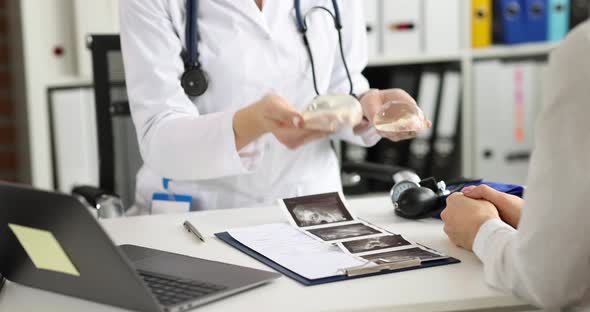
138 271 227 306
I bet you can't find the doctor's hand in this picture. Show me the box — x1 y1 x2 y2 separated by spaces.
462 185 524 229
272 127 333 150
359 89 432 142
233 94 331 150
440 193 501 251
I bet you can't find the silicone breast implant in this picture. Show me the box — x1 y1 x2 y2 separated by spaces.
302 94 363 132
374 100 425 133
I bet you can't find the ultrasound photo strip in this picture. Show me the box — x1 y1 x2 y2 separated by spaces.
305 222 385 242
279 192 355 229
361 247 448 264
338 234 414 255
278 192 450 262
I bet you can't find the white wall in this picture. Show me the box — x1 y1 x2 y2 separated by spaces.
73 1 120 77
17 0 119 188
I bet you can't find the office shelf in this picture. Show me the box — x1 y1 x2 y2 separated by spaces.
367 53 462 67
367 38 559 178
470 42 559 60
367 42 558 67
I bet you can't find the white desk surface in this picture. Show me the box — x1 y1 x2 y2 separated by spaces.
0 195 535 312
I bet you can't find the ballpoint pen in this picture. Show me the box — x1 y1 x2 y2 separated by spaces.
183 220 205 242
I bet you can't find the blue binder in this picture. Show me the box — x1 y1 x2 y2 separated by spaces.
493 0 527 44
215 232 460 286
524 0 549 42
548 0 570 41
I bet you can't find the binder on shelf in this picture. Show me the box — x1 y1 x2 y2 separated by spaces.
524 0 549 42
493 0 527 44
436 71 461 145
508 61 539 184
382 0 422 57
433 70 461 179
570 0 590 29
423 0 461 54
548 0 570 41
474 60 505 183
473 60 543 185
389 68 422 98
415 70 441 142
409 69 441 176
363 0 382 58
472 0 493 48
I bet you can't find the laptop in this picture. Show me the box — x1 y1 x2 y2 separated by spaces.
0 183 280 312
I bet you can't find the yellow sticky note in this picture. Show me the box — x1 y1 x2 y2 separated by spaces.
8 224 80 277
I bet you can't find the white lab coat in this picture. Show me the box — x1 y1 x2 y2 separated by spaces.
119 0 380 213
473 22 590 310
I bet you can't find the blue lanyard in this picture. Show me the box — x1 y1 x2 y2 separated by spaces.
185 0 200 68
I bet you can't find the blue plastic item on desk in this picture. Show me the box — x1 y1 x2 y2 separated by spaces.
447 181 524 198
432 181 525 218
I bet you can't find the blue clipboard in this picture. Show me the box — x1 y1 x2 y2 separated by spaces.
215 232 461 286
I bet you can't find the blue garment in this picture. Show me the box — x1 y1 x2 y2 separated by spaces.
434 181 525 218
447 181 525 198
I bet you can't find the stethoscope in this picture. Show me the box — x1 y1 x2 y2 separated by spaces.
181 0 356 98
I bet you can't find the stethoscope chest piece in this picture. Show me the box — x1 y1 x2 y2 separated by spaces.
181 66 209 97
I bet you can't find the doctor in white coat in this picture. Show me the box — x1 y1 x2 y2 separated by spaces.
120 0 429 213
